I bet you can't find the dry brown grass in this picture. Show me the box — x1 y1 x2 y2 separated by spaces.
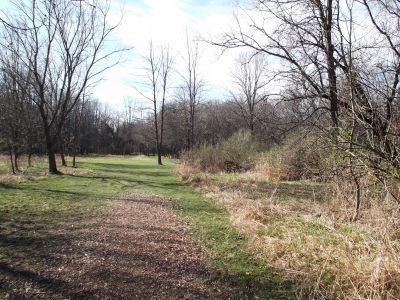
58 165 93 176
177 164 400 299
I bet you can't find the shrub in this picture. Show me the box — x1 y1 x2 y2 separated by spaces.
180 143 224 173
219 129 260 168
180 130 260 173
256 130 328 181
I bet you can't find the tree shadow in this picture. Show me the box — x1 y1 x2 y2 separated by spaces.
0 208 226 299
0 158 303 299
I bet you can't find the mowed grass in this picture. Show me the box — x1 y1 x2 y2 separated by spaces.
0 156 294 299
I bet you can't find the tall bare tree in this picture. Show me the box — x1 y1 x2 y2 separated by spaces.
176 34 204 149
137 42 174 165
159 47 174 157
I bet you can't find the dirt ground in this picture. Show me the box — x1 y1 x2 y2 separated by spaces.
1 194 228 299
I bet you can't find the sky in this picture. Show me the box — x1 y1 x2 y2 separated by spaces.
0 0 381 115
0 0 242 113
92 0 240 111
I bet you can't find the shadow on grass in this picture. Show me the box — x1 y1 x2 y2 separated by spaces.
0 218 101 298
0 262 103 299
0 158 301 299
0 182 15 189
0 207 224 299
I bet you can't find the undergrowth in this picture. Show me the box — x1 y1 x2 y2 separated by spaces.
181 130 260 173
177 165 400 299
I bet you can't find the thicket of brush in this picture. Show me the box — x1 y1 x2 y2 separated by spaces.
181 130 260 173
178 130 400 299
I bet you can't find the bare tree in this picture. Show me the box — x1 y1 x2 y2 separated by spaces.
62 93 89 168
230 52 270 133
2 0 125 173
137 42 174 165
0 41 43 172
209 0 345 129
159 47 174 157
0 74 25 173
176 34 204 149
123 96 135 124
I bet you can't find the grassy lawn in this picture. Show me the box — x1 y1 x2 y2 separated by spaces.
0 156 295 299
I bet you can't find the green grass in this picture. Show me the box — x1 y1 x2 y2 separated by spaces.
0 155 295 299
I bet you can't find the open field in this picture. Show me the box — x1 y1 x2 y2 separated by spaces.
0 156 295 299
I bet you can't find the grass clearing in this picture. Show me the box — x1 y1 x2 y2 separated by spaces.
0 155 295 299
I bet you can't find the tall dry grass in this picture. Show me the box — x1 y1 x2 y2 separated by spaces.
177 162 400 299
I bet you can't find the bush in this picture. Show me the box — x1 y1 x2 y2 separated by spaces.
220 129 260 168
256 130 328 181
180 130 260 173
181 143 224 173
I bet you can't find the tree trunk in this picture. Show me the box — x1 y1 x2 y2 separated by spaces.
45 133 59 174
61 152 67 167
190 113 195 149
14 150 20 172
155 122 162 165
351 176 361 221
154 102 162 165
8 145 15 175
249 114 254 134
72 142 77 168
59 136 67 167
72 153 77 168
48 147 58 174
157 143 162 165
322 0 339 127
160 105 165 159
28 151 33 167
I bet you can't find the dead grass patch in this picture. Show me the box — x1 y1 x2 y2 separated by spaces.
177 165 400 299
58 166 93 176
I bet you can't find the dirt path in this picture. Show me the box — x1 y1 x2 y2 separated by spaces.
3 195 227 299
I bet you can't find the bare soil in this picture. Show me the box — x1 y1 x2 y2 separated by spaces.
1 194 228 299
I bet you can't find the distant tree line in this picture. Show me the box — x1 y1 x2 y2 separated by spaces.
0 61 299 168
